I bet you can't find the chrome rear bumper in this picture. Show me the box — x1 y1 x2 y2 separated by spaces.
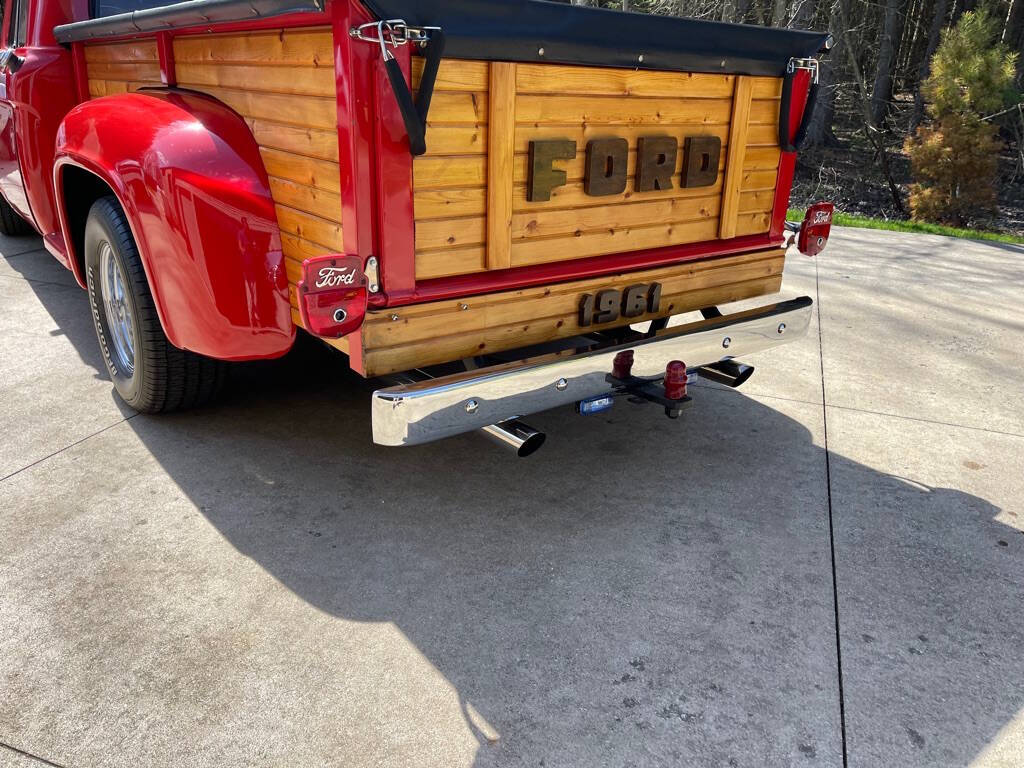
371 296 813 446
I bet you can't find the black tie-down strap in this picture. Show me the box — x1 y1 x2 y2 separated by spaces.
382 30 446 156
778 62 819 153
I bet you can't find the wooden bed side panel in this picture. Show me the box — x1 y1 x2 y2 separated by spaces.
85 28 343 347
410 58 490 280
359 248 785 376
84 40 162 95
411 59 782 280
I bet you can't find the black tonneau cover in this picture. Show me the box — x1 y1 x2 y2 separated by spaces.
363 0 830 77
54 0 321 43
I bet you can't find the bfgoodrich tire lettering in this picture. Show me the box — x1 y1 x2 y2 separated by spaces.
84 196 226 412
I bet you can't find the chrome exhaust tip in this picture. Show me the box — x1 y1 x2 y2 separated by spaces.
698 360 755 388
481 419 547 457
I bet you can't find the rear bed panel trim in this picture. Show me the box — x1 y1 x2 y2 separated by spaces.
55 0 322 43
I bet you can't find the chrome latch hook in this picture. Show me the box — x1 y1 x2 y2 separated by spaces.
349 19 401 61
349 19 440 60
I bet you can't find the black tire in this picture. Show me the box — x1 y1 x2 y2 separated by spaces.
84 196 226 413
0 194 35 236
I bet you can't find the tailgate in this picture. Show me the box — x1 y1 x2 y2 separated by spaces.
412 59 784 280
363 0 828 290
345 2 826 376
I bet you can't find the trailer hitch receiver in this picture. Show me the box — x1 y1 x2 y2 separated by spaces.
610 359 694 419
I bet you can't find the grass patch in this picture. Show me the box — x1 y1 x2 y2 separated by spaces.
787 209 1024 246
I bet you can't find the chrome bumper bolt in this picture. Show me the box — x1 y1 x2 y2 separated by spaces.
777 323 786 334
465 399 479 414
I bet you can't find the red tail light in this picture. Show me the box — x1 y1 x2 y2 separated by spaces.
612 350 634 379
797 202 834 256
664 360 688 400
297 255 368 338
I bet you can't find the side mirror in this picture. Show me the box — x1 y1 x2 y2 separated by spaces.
0 48 25 74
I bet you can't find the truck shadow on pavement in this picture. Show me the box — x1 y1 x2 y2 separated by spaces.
7 247 1024 767
136 340 1022 767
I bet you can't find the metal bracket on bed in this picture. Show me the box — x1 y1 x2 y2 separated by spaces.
786 57 820 83
350 18 445 157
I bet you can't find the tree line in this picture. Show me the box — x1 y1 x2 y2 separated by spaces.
568 0 1024 227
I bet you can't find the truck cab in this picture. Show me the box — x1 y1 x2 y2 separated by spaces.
0 0 833 453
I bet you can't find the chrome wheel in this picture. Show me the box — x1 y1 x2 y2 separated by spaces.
99 241 135 375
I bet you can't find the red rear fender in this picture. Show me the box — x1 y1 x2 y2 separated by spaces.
54 89 294 361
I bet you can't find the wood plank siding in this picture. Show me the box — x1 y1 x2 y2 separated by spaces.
360 248 785 376
84 28 343 347
412 59 782 281
84 40 163 94
84 40 786 376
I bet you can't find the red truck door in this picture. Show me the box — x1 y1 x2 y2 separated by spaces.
0 0 32 222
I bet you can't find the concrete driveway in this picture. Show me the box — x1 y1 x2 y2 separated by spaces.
1 228 1022 767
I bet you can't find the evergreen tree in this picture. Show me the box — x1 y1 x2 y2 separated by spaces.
906 8 1019 225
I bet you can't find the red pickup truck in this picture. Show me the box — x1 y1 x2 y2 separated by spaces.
0 0 832 454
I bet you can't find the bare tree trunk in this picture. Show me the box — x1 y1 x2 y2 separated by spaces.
805 65 838 147
723 0 753 23
910 0 950 130
950 0 975 26
1003 0 1024 60
1005 0 1024 44
839 0 907 212
870 0 908 128
790 0 816 28
897 0 926 86
806 1 844 146
902 0 934 89
771 0 789 27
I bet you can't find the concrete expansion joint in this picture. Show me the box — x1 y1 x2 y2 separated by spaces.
0 740 67 768
0 415 137 485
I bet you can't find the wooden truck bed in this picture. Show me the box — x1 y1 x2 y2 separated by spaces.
78 9 808 377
